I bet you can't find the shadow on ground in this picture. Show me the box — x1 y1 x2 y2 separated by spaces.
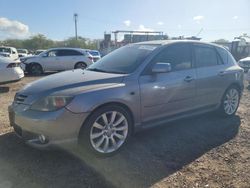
0 113 240 188
0 87 9 94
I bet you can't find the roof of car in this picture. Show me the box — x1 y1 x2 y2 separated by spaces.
135 40 224 48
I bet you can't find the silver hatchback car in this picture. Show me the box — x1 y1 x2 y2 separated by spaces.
9 40 244 156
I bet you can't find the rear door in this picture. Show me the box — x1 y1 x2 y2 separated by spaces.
57 49 84 70
139 43 197 122
193 44 228 108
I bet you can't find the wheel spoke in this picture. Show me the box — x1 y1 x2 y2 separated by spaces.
110 136 117 147
113 116 125 127
103 137 109 152
93 122 104 130
114 132 125 140
102 114 108 125
95 136 105 148
90 131 103 139
114 126 127 131
110 111 117 124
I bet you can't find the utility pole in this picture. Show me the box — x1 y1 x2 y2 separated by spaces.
74 13 78 40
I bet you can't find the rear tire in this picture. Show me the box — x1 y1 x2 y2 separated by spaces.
78 105 132 157
219 86 240 117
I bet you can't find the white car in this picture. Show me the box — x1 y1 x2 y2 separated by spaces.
21 48 94 75
17 49 29 58
0 57 24 84
0 46 19 61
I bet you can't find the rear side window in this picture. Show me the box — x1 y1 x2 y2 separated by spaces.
153 43 192 71
58 50 83 56
194 46 218 67
216 47 228 64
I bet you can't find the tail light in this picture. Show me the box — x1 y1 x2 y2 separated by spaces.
6 63 19 68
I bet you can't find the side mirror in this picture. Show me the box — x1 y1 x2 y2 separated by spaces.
152 62 171 74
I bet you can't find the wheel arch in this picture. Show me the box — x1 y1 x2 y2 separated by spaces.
78 101 135 140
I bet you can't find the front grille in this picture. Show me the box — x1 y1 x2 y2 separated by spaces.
14 94 28 104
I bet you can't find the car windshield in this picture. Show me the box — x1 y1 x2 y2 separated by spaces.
87 44 159 74
0 47 11 53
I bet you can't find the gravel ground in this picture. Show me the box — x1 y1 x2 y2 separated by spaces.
0 75 249 188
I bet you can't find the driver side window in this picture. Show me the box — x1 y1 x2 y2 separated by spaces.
153 43 192 71
47 50 58 57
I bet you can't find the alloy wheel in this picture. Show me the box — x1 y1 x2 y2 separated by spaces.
90 111 128 153
223 88 240 115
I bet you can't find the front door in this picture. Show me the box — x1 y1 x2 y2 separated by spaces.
139 43 197 123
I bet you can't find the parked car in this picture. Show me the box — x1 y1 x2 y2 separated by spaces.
17 49 29 58
88 50 101 62
0 46 19 61
21 48 94 75
238 57 250 72
9 40 244 156
0 57 24 84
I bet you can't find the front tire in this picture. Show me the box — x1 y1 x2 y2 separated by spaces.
79 105 132 157
28 63 43 75
219 86 240 116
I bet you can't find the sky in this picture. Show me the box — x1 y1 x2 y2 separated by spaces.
0 0 250 42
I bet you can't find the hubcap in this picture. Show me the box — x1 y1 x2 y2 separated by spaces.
90 111 128 153
223 88 239 115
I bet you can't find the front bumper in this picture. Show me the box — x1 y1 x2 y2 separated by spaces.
8 103 89 149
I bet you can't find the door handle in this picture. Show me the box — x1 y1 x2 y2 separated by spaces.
218 71 225 76
184 76 194 82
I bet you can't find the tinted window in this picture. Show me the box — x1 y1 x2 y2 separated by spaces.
194 46 218 67
88 44 158 74
153 44 192 71
216 47 228 64
57 50 83 56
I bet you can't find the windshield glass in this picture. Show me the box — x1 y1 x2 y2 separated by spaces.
0 47 11 53
88 44 158 74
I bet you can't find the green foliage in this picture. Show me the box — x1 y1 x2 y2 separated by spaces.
0 34 98 50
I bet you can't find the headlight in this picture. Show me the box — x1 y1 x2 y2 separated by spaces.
30 96 74 112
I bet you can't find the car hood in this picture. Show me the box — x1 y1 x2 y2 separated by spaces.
19 69 125 97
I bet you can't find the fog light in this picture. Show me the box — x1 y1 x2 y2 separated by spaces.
38 134 46 144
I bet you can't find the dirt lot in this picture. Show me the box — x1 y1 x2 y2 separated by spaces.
0 75 249 188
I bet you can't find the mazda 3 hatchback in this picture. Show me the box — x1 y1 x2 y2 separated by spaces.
9 40 244 156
